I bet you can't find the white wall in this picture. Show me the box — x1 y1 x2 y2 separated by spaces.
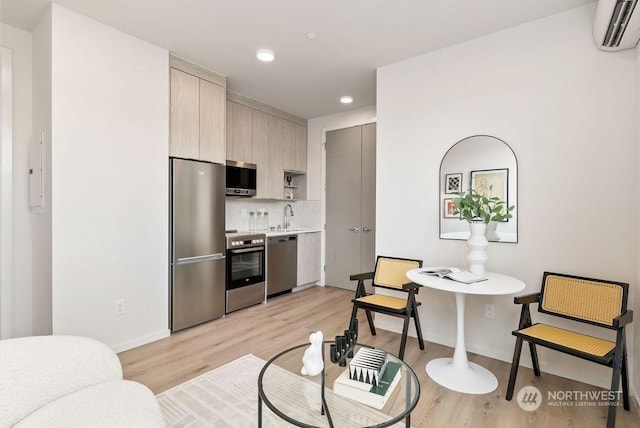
635 35 640 404
50 5 169 351
377 4 637 392
31 9 52 336
0 24 33 338
307 105 376 285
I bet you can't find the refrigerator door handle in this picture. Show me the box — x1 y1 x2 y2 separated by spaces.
176 253 226 265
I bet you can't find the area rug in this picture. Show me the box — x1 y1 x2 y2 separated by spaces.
156 354 406 427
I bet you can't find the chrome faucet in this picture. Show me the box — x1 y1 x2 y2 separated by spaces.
283 204 294 230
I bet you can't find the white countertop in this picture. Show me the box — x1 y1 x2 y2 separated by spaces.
266 228 322 237
227 228 322 238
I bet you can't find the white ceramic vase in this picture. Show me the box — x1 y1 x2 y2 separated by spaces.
467 222 488 276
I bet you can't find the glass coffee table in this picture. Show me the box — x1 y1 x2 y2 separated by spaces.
258 342 419 427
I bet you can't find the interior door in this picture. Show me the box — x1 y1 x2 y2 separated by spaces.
360 123 376 274
325 124 376 290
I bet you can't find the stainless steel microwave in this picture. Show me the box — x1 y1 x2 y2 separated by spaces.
226 160 257 196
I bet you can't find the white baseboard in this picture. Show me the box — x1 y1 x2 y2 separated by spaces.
112 329 170 353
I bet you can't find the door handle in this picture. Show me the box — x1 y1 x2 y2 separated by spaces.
362 227 371 232
176 253 225 265
348 227 360 232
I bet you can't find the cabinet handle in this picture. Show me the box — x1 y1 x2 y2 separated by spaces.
362 227 371 232
348 227 360 232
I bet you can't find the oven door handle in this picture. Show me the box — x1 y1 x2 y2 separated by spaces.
229 246 265 254
176 253 225 265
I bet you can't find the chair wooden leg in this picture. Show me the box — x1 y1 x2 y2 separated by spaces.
398 315 410 361
412 304 425 351
621 344 630 411
607 346 624 428
528 342 540 377
506 337 524 401
364 309 376 335
350 304 359 324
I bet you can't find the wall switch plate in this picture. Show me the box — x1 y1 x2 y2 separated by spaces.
115 299 125 315
485 304 495 319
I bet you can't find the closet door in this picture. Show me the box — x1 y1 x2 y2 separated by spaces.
325 123 376 291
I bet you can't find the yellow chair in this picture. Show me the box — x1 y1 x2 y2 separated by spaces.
349 256 424 360
506 272 633 428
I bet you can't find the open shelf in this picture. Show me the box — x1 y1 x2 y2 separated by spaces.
283 171 306 200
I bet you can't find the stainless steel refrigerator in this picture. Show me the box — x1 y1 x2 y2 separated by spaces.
170 158 226 331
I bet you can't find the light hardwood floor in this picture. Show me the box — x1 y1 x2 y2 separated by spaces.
119 286 640 427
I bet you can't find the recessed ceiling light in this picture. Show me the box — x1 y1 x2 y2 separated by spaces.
340 96 354 104
306 32 317 40
256 49 275 62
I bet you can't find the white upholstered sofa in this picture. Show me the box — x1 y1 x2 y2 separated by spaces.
0 335 165 427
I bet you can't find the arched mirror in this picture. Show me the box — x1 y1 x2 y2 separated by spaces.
439 135 518 243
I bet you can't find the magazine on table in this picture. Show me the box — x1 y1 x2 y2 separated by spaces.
419 268 487 284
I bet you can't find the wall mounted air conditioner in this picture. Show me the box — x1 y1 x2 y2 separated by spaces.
594 0 640 51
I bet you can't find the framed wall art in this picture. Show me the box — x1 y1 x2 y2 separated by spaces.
445 173 462 194
470 168 508 219
443 198 458 218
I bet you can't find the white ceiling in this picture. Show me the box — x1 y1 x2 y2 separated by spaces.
2 0 595 119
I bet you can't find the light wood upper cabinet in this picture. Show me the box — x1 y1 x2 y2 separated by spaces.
226 101 253 163
283 120 307 173
170 68 200 160
252 110 270 198
295 123 307 173
267 115 284 199
199 79 226 164
283 120 297 171
225 91 308 199
169 59 226 164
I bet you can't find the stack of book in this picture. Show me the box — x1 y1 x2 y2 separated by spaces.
333 348 402 409
348 348 387 386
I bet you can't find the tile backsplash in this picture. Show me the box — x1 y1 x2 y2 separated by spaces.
225 198 321 232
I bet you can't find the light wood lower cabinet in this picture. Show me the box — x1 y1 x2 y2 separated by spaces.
297 232 321 286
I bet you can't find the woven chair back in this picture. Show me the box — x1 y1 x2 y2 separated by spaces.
373 258 421 290
540 273 625 326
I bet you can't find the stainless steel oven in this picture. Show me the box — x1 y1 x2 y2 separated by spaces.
226 233 266 313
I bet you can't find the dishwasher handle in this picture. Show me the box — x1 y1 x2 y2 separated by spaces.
269 235 297 244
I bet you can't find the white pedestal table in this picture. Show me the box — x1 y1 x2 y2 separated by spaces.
406 268 525 394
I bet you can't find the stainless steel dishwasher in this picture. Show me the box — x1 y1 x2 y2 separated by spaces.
267 235 297 297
